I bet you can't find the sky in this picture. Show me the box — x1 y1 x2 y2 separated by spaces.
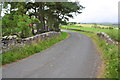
69 0 119 23
1 0 119 23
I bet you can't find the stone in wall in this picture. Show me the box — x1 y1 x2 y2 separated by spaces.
97 32 116 44
2 31 61 53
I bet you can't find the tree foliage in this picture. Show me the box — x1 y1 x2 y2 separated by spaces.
2 13 39 38
2 1 84 38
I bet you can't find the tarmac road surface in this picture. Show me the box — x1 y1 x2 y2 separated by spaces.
2 30 101 78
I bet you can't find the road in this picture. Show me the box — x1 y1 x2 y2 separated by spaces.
2 30 102 78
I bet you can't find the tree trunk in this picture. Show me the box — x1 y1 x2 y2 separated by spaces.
38 2 46 33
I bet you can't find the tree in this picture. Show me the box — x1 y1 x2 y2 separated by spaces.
2 1 84 37
2 2 40 38
26 2 84 32
41 2 84 31
2 14 32 38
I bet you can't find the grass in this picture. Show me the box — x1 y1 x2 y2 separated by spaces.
63 28 119 78
61 25 119 42
1 31 69 65
78 31 118 78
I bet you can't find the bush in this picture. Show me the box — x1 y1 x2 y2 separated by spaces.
2 14 39 38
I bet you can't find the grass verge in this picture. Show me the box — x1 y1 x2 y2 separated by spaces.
1 31 69 65
64 29 118 78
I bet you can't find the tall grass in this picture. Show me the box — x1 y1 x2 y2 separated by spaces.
1 31 69 65
79 32 118 78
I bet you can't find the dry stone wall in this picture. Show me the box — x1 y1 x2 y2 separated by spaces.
67 29 94 33
97 32 118 45
66 28 118 45
1 31 61 53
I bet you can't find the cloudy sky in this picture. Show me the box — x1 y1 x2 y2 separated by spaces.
1 0 119 23
69 0 119 23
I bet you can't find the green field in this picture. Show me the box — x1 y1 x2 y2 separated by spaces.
61 24 119 42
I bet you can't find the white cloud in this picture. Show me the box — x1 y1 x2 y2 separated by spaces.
69 0 119 23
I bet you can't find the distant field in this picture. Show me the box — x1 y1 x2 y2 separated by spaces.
61 24 119 42
74 24 118 28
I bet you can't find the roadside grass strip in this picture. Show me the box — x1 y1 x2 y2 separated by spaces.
1 31 69 65
78 31 118 78
63 28 118 78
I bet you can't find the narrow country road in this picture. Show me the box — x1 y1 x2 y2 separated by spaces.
2 30 101 78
